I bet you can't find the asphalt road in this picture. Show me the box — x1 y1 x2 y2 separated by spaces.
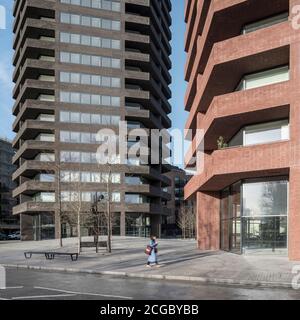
1 268 300 300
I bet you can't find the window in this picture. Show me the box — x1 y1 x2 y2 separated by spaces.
35 153 55 162
125 194 146 204
242 12 289 34
242 179 288 251
91 172 101 183
70 152 80 162
71 34 81 45
111 173 121 184
36 174 55 182
237 66 289 91
70 172 80 182
71 53 80 64
70 132 80 143
81 113 90 124
60 91 120 107
111 97 120 107
81 36 91 46
102 57 111 68
33 193 55 202
59 71 121 88
70 112 80 123
60 11 120 31
125 176 143 185
60 32 120 50
81 152 91 163
112 192 121 202
60 0 121 12
61 12 70 23
60 52 70 62
81 172 91 182
91 114 101 124
37 114 55 122
60 72 69 82
229 120 290 147
112 58 121 69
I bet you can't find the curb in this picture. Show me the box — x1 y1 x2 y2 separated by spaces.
3 264 293 290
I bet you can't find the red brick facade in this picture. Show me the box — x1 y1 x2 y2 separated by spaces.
184 0 300 260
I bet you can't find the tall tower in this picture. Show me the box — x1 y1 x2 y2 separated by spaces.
12 0 172 240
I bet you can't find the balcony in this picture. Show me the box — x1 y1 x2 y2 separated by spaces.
13 58 55 87
185 140 292 198
13 18 56 52
185 20 292 131
12 119 55 148
185 81 291 165
12 140 55 164
13 100 55 131
184 0 289 109
13 79 55 116
13 201 55 215
13 38 55 70
13 181 55 198
12 160 55 181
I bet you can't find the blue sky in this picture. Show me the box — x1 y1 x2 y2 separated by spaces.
0 0 187 140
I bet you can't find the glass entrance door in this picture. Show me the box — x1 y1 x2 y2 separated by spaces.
220 182 242 254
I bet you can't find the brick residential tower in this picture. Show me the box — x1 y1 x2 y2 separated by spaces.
184 0 300 260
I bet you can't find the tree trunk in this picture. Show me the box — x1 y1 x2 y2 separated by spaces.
107 167 112 253
77 211 81 255
57 163 63 247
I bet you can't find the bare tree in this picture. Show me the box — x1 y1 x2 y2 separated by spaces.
41 159 64 247
61 174 87 255
177 203 196 239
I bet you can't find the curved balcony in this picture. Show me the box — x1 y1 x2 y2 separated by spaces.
186 20 293 131
185 140 292 198
185 81 291 165
184 0 289 110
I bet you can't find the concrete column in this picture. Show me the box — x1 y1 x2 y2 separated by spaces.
54 209 60 240
120 211 126 236
289 167 300 260
288 36 300 260
20 214 34 241
197 191 220 250
151 215 161 238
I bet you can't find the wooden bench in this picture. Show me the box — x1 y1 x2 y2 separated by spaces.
80 241 107 253
24 251 78 261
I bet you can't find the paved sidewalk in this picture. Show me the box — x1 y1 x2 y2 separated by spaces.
0 237 299 288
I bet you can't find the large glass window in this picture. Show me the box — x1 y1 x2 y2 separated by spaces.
125 213 151 237
229 120 289 147
60 71 121 88
60 91 120 107
236 66 289 91
220 179 288 254
60 32 121 50
242 12 288 34
60 12 120 31
60 0 121 12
